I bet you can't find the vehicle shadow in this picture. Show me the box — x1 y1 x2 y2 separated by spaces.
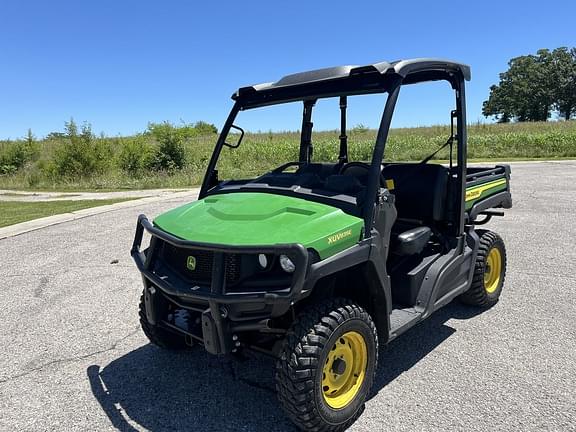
87 303 482 432
371 302 482 393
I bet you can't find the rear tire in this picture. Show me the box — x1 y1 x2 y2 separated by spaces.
139 292 188 350
459 230 507 308
275 298 378 432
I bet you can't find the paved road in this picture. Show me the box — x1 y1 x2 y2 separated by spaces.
0 161 575 432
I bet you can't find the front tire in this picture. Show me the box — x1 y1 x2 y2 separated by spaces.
459 230 507 308
275 299 378 432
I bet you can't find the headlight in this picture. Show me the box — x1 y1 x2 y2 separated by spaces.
279 254 295 273
258 253 268 269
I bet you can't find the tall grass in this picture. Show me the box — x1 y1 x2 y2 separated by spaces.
0 120 575 191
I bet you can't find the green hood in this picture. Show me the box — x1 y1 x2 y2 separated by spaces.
153 192 363 259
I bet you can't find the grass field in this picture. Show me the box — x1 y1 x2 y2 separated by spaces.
1 120 575 191
0 199 133 228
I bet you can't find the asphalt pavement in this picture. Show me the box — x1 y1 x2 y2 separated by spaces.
0 160 575 432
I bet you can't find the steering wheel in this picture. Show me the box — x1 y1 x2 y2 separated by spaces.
340 162 387 188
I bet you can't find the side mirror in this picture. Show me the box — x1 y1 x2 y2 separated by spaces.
224 124 244 148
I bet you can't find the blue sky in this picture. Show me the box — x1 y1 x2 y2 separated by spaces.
1 0 574 139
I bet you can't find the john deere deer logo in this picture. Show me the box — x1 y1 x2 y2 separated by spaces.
186 256 197 271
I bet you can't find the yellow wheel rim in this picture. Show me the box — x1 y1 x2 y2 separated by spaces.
484 247 502 294
321 331 367 410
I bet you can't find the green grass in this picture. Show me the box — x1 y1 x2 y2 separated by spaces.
0 198 133 228
1 120 575 191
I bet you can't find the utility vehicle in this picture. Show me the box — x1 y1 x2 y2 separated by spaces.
131 58 512 431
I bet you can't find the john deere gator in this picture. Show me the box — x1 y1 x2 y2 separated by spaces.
131 58 512 431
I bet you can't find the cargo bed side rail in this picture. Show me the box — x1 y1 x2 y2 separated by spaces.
465 164 512 222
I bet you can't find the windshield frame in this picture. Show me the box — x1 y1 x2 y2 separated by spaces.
199 80 402 236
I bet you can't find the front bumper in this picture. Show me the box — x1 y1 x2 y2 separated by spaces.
131 214 309 354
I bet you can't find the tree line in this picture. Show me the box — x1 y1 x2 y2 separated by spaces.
0 119 218 177
483 47 576 122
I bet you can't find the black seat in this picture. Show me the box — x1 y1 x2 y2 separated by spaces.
383 163 448 224
392 226 432 256
384 164 448 256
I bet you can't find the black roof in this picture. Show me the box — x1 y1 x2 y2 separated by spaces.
233 58 470 108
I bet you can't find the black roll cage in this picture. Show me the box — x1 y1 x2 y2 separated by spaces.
199 58 470 238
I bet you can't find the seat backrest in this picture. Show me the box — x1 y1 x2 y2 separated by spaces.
383 163 448 223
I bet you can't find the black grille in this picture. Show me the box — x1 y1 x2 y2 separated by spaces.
160 242 241 285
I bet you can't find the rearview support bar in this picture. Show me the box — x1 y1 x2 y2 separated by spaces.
299 100 316 163
339 96 348 163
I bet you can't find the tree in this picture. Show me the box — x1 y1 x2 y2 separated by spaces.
482 84 513 123
193 121 218 135
483 47 576 121
549 47 576 120
146 122 186 171
26 128 35 146
23 128 40 161
53 119 110 177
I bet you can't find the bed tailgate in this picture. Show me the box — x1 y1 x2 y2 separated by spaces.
465 164 512 221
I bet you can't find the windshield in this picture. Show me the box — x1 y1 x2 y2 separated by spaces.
215 94 386 182
203 94 388 216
